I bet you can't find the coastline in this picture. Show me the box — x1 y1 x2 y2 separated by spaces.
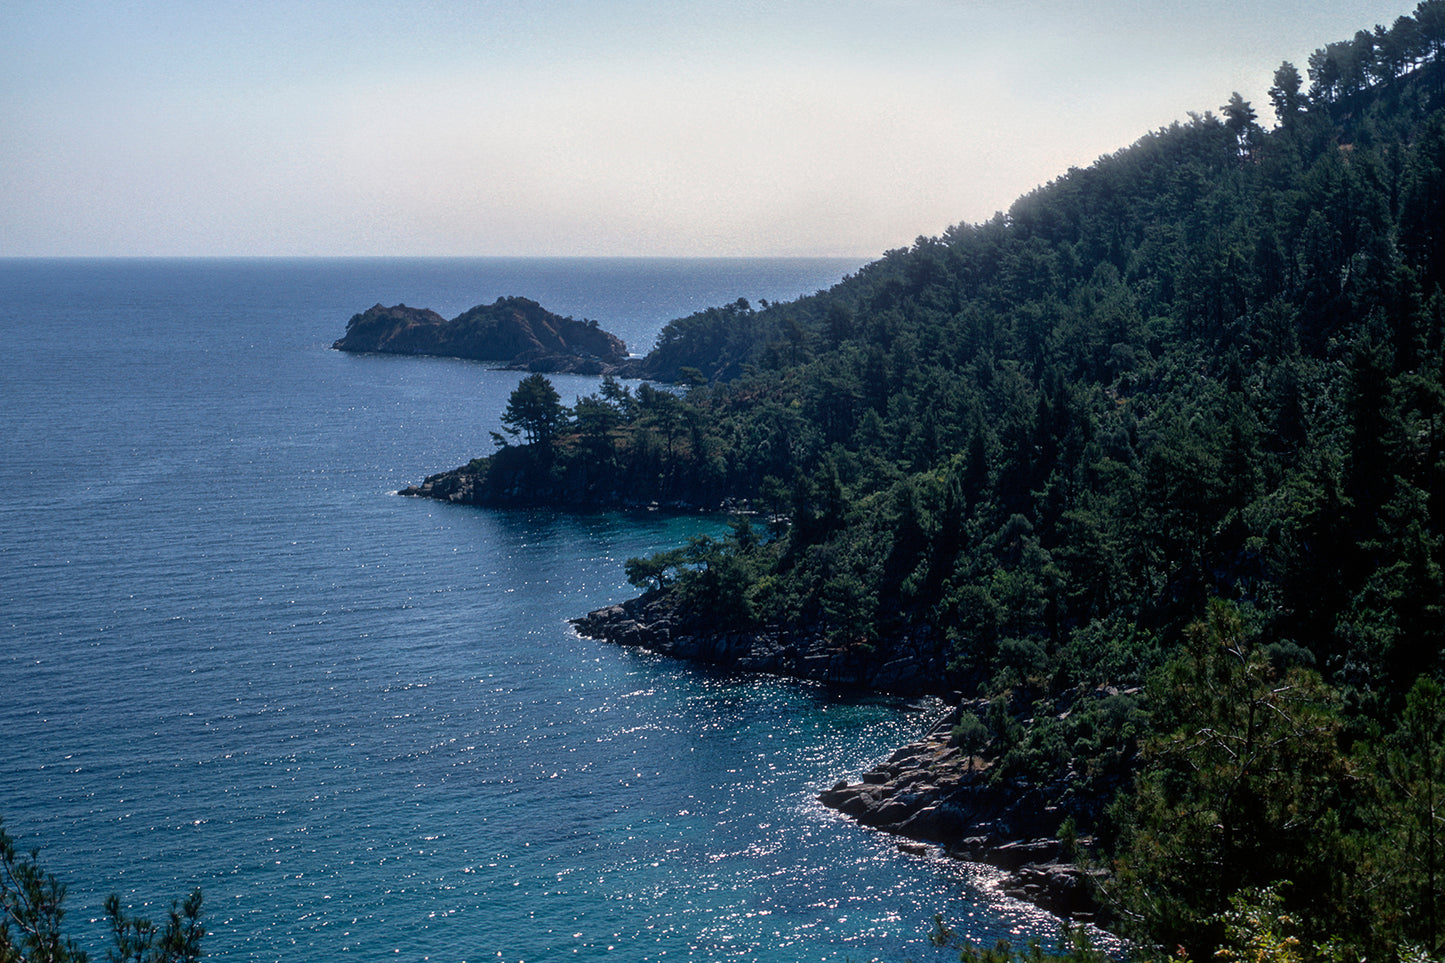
400 474 1107 926
570 591 953 695
570 594 1106 925
815 709 1103 924
397 458 734 513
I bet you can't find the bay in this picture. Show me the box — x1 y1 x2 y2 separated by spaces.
0 258 1062 962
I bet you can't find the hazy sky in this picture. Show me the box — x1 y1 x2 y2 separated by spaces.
0 0 1420 258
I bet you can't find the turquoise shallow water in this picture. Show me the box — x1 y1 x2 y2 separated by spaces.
0 259 1064 962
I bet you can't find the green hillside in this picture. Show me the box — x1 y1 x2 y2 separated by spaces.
433 7 1445 958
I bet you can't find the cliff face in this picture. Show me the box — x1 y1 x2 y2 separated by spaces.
333 297 633 374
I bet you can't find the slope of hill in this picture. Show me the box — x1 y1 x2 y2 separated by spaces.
414 7 1445 957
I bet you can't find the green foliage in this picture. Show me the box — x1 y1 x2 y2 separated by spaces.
103 889 204 963
497 373 565 449
1377 676 1445 953
1270 62 1306 122
929 917 1109 963
0 818 204 963
1110 601 1351 957
1212 886 1305 963
450 13 1445 954
1 819 86 963
624 548 685 593
950 713 989 765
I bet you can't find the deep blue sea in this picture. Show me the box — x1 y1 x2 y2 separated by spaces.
0 258 1064 962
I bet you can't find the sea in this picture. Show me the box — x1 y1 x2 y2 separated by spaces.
0 258 1067 962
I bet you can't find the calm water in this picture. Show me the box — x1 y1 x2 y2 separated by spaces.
0 259 1063 962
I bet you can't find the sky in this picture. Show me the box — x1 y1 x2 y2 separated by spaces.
0 0 1423 258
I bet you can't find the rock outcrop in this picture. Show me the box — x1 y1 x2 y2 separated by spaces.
572 593 1105 922
397 452 731 511
333 297 633 374
570 591 954 695
816 713 1104 922
398 462 487 504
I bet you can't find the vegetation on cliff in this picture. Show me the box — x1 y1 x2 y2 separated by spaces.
417 6 1445 958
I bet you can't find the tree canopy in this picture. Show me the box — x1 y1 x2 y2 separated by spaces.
496 372 566 449
0 818 204 963
430 9 1445 956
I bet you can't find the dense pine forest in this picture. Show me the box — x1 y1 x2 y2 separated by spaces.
423 7 1445 959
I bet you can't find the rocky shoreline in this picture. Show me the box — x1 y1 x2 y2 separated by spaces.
570 591 954 695
397 461 729 512
816 711 1103 923
571 594 1105 924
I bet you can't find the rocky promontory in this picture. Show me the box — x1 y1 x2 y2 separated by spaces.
398 452 730 511
816 711 1103 922
571 590 954 695
333 297 634 374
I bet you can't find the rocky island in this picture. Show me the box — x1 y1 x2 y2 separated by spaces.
333 296 634 375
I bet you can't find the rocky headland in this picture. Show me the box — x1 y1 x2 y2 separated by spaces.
816 712 1103 923
570 590 953 694
333 297 635 375
397 455 729 511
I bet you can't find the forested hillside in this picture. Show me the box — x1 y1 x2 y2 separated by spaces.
426 7 1445 958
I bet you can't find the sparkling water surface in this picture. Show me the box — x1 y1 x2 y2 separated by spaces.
0 259 1065 962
